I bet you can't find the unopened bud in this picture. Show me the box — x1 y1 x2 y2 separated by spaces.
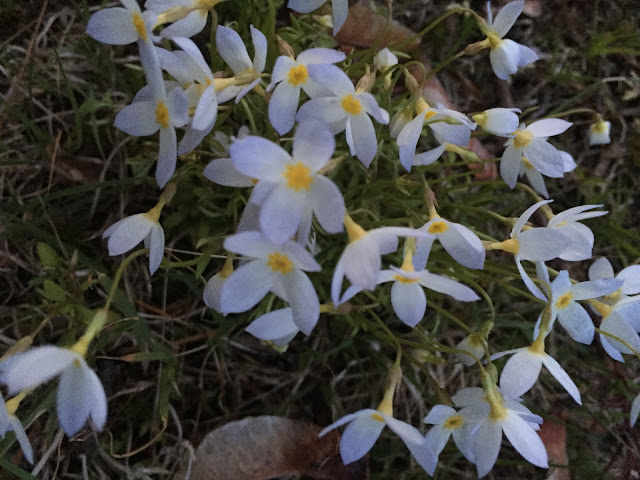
276 35 295 58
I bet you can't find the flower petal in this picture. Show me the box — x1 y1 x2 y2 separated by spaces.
517 228 569 261
282 269 319 335
268 82 301 135
307 64 354 97
220 261 274 314
339 414 385 464
588 257 615 281
230 136 291 181
348 113 377 167
391 281 426 327
557 302 595 344
260 183 305 245
500 144 521 188
106 214 154 256
490 39 520 79
474 420 503 477
293 119 335 171
245 308 299 345
250 25 267 73
216 25 252 73
86 8 138 45
541 354 581 404
502 412 548 468
156 127 177 188
114 100 159 136
309 175 345 234
526 118 572 137
0 347 77 395
203 158 254 187
499 349 542 399
491 0 524 37
418 271 479 301
147 224 165 275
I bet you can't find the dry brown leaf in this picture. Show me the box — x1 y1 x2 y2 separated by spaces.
175 415 368 480
538 420 570 480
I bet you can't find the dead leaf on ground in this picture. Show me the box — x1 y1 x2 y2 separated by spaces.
174 415 369 480
538 420 570 480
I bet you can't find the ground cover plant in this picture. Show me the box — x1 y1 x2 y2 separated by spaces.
1 0 640 478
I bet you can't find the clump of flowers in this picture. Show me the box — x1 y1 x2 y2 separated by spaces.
1 1 636 477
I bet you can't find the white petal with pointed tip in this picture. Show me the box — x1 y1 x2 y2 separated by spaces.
216 25 252 73
474 420 503 477
220 261 274 314
502 412 548 468
86 8 139 45
339 414 386 464
500 349 543 399
282 269 319 335
491 0 524 37
541 354 581 404
106 214 154 256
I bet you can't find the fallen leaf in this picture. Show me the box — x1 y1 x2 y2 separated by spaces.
538 420 570 480
175 415 368 480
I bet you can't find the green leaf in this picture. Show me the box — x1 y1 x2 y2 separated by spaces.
37 242 62 269
43 279 67 302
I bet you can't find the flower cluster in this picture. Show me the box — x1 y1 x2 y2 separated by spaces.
2 1 632 475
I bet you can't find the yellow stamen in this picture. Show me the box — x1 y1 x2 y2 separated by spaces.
554 291 573 310
428 220 449 234
283 162 313 191
155 101 170 129
132 13 148 42
443 415 465 430
424 110 437 119
341 94 362 115
513 130 533 148
521 157 534 169
287 64 309 86
266 252 294 274
371 413 385 422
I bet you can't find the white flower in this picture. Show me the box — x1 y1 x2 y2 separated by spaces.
0 346 107 437
339 249 478 327
455 386 548 477
415 214 485 269
220 231 321 335
319 409 436 473
500 119 572 191
267 48 346 134
114 82 188 187
296 64 389 167
484 1 538 79
216 25 267 103
86 0 157 46
536 270 622 344
288 0 349 36
487 200 570 301
495 343 581 403
423 404 475 465
588 257 640 303
472 107 521 136
0 394 33 464
245 308 300 346
229 120 346 245
597 299 640 362
157 37 220 155
589 119 611 146
331 216 428 305
396 99 475 171
546 205 607 261
145 0 219 38
103 208 165 275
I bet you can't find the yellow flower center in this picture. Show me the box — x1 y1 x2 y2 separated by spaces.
283 162 313 191
371 413 385 422
591 121 607 134
443 415 464 430
554 291 573 310
132 13 148 41
513 130 533 148
287 64 309 86
393 274 419 284
341 94 362 115
604 289 622 303
428 220 449 234
424 110 437 119
155 101 170 128
266 252 293 274
521 157 534 169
